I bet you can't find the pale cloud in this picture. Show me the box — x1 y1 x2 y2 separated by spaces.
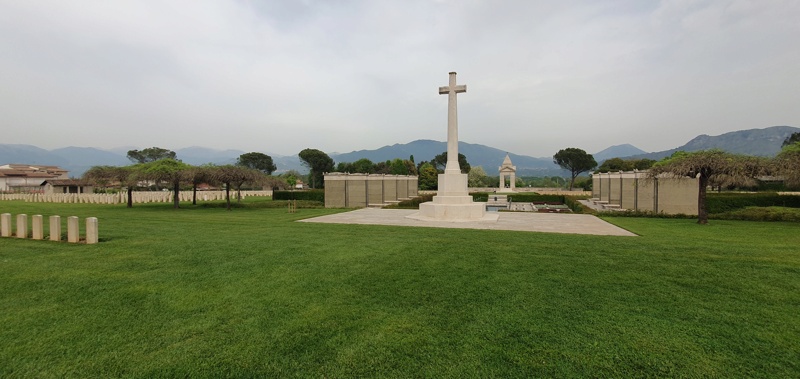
1 0 798 158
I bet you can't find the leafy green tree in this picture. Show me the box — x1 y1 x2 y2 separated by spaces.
281 170 303 189
649 150 768 224
432 152 470 174
468 166 490 188
83 165 139 208
389 158 417 175
597 158 656 173
783 132 800 147
237 152 276 175
418 163 438 190
127 147 177 163
775 142 800 189
211 165 263 210
139 159 191 209
285 174 298 189
389 159 404 175
374 161 391 174
634 159 656 170
336 158 375 174
573 176 593 191
298 148 334 188
404 160 418 176
553 148 597 190
596 158 633 173
183 165 214 205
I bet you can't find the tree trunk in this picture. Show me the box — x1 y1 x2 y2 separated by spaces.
127 188 133 208
225 185 231 211
173 181 180 209
697 174 709 224
192 183 197 205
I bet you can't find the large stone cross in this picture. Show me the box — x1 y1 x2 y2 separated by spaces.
439 72 466 174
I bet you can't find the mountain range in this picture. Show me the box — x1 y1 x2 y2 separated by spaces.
1 125 797 177
624 125 799 161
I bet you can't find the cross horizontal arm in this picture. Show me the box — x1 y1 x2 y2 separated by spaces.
438 85 467 94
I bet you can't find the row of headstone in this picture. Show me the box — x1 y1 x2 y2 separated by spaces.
0 190 274 204
0 213 98 244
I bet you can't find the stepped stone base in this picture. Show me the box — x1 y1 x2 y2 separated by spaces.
407 172 498 222
409 201 498 222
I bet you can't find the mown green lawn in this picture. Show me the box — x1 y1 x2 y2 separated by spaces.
1 199 798 377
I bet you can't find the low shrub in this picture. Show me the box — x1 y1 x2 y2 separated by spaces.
199 199 324 209
509 194 565 203
385 194 434 209
565 195 593 214
706 193 800 214
272 190 325 202
600 210 694 219
471 192 489 202
711 206 800 222
474 192 566 203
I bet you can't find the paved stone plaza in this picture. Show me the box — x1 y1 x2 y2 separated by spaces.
299 208 636 236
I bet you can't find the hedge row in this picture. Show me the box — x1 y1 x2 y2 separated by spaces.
564 195 593 214
385 194 435 209
470 192 566 203
706 193 800 214
712 206 800 222
272 190 325 202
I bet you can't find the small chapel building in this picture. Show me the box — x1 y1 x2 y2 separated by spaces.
498 154 516 193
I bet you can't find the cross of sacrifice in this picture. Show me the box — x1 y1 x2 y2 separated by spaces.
438 72 466 174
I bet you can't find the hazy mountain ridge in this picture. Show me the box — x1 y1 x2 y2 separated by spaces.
2 125 796 177
332 140 563 176
622 125 799 161
593 144 647 162
0 144 68 167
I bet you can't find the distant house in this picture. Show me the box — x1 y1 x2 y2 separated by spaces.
41 179 94 194
0 164 69 193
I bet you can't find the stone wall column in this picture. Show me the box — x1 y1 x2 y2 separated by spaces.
50 215 61 241
1 213 11 237
32 215 44 240
86 217 98 244
16 214 28 238
67 216 80 243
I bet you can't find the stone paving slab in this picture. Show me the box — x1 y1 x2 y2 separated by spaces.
298 208 637 236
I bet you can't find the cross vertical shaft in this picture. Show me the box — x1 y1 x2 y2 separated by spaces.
439 72 466 174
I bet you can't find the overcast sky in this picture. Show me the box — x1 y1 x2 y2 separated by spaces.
1 0 798 158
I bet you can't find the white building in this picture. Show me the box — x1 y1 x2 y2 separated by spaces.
0 164 69 193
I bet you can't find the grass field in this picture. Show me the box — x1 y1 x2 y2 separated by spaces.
1 198 798 377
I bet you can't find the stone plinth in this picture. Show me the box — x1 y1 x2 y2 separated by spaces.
411 172 496 222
